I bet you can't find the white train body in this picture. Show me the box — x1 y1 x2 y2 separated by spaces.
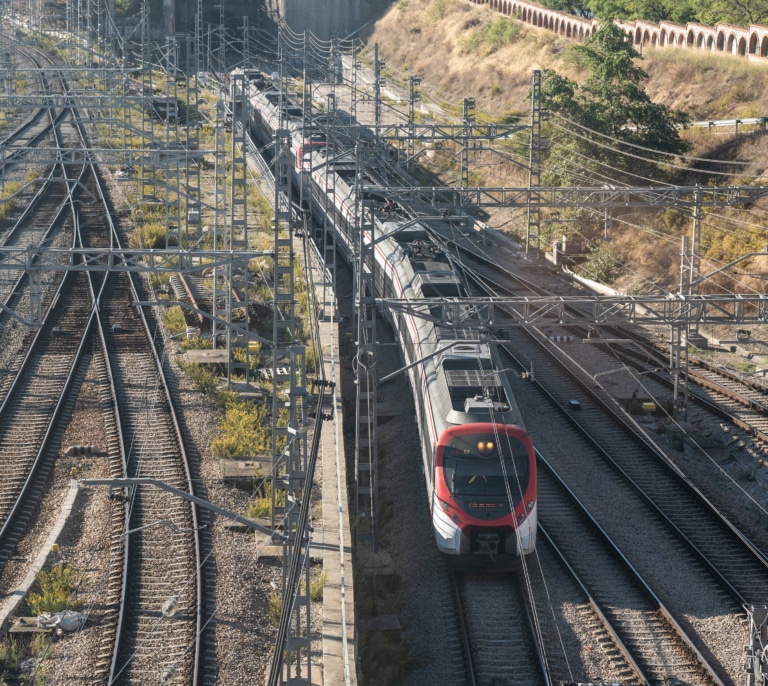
237 72 537 565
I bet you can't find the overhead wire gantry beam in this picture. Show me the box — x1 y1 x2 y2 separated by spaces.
366 184 768 209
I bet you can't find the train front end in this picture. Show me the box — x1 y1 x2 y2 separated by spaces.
433 423 537 567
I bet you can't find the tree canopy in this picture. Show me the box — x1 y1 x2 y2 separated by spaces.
539 22 690 187
567 0 768 26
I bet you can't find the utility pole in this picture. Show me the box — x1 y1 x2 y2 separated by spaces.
527 69 542 257
354 143 379 557
407 74 420 171
374 43 383 148
461 97 475 189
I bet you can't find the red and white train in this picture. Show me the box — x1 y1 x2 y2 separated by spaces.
235 71 537 566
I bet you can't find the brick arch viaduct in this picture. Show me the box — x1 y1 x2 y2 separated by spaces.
466 0 768 62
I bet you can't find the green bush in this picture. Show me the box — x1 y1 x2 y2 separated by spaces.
27 564 82 616
247 481 285 519
184 362 219 395
211 396 270 458
267 591 282 626
462 17 522 56
130 222 166 249
309 570 326 602
163 306 187 336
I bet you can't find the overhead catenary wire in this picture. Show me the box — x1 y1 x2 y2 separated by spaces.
548 118 768 179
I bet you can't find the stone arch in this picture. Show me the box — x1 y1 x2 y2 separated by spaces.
635 27 642 44
538 13 544 27
762 36 768 56
687 29 694 46
670 33 677 46
749 33 758 53
696 32 704 48
554 18 560 33
737 36 747 55
566 22 571 37
716 31 725 50
578 25 584 40
660 28 667 46
531 10 537 25
727 34 736 52
643 29 650 45
652 32 658 46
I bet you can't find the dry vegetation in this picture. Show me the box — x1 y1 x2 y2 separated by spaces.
366 0 768 295
370 0 768 120
370 0 574 114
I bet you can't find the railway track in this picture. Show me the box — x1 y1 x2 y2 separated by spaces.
77 129 204 681
0 38 209 683
529 529 643 685
0 47 96 573
536 455 723 684
434 257 765 679
452 570 547 686
0 271 95 566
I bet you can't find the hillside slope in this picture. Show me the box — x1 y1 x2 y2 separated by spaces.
368 0 768 122
365 0 768 296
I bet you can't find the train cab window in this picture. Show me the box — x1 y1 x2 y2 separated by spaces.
442 433 530 504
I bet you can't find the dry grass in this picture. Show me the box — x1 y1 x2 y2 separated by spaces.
368 0 577 115
369 0 768 122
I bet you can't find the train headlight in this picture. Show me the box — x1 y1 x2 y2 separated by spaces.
476 440 495 456
517 512 527 526
526 500 535 513
439 499 451 512
450 513 460 525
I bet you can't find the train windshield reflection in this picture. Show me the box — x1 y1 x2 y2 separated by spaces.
443 433 530 501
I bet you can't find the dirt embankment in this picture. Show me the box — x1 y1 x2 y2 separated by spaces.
366 0 768 123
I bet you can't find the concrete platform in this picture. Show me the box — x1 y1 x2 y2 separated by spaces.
309 245 357 686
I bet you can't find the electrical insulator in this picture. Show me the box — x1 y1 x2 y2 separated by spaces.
159 665 176 684
161 595 179 618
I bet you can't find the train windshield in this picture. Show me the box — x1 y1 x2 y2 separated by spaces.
442 432 530 502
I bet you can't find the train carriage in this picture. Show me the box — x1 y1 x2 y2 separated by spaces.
235 71 537 566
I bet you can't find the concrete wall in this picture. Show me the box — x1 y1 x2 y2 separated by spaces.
467 0 768 62
271 0 391 40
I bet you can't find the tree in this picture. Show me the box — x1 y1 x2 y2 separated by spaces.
539 22 690 187
696 0 768 26
585 0 768 26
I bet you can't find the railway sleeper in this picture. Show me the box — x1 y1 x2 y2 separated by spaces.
64 444 99 456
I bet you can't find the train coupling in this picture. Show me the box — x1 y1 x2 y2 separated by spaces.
475 532 501 555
